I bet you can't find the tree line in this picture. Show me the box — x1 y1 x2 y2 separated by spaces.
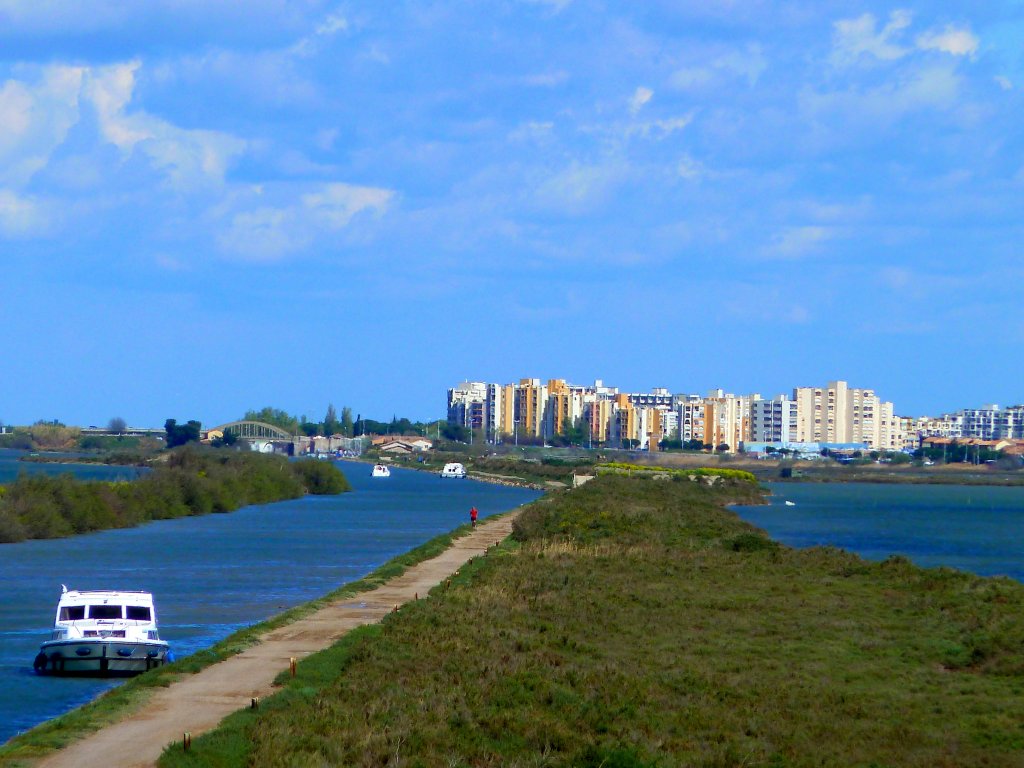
0 447 351 544
243 406 437 439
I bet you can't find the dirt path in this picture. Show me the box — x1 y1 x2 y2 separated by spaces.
36 514 519 768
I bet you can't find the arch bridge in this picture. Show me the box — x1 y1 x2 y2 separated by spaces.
211 421 296 440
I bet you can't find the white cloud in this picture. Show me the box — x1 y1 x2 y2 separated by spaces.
519 71 569 87
0 189 51 237
218 182 395 261
626 114 693 141
832 10 912 65
520 0 573 13
995 75 1013 91
916 25 979 57
800 64 962 127
302 182 394 229
629 86 653 115
765 226 834 259
291 8 350 57
218 207 310 262
0 65 84 186
669 67 715 90
677 155 704 180
86 62 247 188
534 161 625 215
0 61 247 191
508 121 555 143
669 44 767 91
315 13 348 37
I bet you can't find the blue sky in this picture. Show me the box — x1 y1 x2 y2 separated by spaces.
1 1 1021 427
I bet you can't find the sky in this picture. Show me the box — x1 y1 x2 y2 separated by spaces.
1 1 1022 428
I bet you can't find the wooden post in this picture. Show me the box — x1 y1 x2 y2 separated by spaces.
251 697 260 709
183 732 192 751
289 657 296 677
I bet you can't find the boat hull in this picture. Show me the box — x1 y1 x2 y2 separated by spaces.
35 639 170 677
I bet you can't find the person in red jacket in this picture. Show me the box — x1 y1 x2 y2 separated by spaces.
470 506 478 527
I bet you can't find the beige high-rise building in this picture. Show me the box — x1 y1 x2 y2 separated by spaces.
515 378 547 438
704 390 759 451
794 380 899 449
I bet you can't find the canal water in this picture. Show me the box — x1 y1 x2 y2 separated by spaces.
0 461 540 744
732 482 1024 581
0 449 147 483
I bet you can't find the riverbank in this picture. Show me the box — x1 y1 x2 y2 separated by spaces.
159 474 1024 766
0 509 513 767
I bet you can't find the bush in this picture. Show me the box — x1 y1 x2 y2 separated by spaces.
0 448 352 543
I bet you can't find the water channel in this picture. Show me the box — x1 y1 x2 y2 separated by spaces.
0 458 540 744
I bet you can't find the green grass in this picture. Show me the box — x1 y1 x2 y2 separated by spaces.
156 474 1024 767
0 520 483 767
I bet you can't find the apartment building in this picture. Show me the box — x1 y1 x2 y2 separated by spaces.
750 395 798 444
445 377 918 451
678 395 710 446
545 379 587 438
515 378 548 438
447 381 488 433
961 405 1024 440
486 382 516 439
794 380 900 450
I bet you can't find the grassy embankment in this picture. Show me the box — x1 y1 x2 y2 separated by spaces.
0 516 486 767
377 444 1024 487
369 450 597 488
0 447 350 543
159 473 1024 767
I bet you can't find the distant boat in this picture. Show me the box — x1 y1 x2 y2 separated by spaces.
34 588 170 676
784 500 796 506
439 462 467 479
371 464 391 478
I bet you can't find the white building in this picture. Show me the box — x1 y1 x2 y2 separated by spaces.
750 395 798 445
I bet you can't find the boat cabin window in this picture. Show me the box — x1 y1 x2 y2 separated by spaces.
59 606 85 621
126 606 151 621
88 605 123 620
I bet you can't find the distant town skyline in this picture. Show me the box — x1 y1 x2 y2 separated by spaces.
1 2 1021 426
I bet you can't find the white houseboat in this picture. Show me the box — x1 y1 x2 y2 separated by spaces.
33 588 171 676
371 464 391 478
439 462 467 479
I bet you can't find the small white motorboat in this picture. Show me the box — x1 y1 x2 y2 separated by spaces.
34 587 170 676
439 462 467 479
371 464 391 478
784 500 796 506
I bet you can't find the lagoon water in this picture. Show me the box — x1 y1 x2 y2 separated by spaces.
0 448 147 483
0 460 540 744
733 482 1024 581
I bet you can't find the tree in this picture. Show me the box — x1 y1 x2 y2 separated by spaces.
243 407 300 434
211 430 238 448
164 419 201 448
441 423 470 442
341 407 354 437
323 404 339 436
108 416 127 433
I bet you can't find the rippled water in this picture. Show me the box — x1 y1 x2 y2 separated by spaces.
0 461 540 744
732 482 1024 581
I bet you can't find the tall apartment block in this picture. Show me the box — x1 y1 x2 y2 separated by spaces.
793 380 901 449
